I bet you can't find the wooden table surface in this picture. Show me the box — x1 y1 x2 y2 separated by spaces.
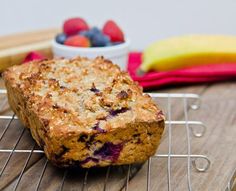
142 82 236 191
0 30 235 191
0 80 235 191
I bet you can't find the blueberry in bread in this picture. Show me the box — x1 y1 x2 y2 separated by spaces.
3 57 165 168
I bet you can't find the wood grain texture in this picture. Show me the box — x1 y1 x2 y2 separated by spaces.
0 80 235 190
0 28 59 50
0 29 59 72
125 82 236 191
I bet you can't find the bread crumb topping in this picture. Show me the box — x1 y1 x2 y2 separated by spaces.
4 57 164 136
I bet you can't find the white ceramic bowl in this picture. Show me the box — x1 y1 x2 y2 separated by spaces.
52 39 130 70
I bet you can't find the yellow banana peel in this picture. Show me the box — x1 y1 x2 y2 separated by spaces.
141 35 236 72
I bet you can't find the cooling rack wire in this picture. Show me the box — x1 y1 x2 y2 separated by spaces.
0 89 213 191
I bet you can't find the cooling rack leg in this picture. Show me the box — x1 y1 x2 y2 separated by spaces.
167 95 172 191
146 158 151 191
0 128 25 177
103 166 111 191
59 169 68 191
35 159 48 191
82 169 89 191
13 143 36 191
0 114 15 142
184 96 192 191
125 164 131 191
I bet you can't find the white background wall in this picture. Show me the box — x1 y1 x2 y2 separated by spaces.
1 0 236 50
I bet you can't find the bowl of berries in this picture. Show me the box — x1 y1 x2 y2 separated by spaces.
52 17 130 70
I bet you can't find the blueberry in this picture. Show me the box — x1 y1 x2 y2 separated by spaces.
91 33 111 47
79 30 93 39
80 27 111 47
55 33 67 44
80 27 102 42
109 107 129 117
92 122 106 133
112 41 123 46
94 142 123 162
90 27 101 35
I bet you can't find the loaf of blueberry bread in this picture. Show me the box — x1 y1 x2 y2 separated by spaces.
3 57 165 168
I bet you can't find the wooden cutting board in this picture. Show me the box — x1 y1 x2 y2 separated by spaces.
0 28 59 72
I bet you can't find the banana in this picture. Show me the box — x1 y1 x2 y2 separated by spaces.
141 35 236 72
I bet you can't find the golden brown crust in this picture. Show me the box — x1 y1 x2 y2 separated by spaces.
3 57 165 168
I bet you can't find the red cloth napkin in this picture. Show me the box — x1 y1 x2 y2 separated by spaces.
23 52 46 64
128 52 236 89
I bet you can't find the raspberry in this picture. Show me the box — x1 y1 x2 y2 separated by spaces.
102 20 124 43
63 17 89 36
64 35 90 47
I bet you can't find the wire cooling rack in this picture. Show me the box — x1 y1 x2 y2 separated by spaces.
0 89 212 191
